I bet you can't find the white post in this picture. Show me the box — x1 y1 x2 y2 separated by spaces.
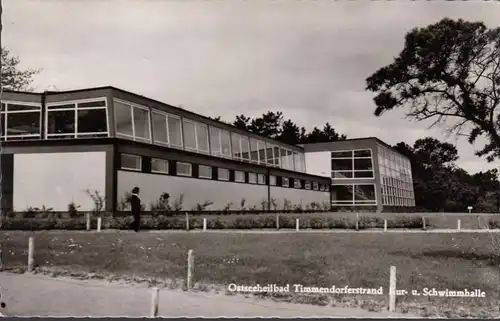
296 218 299 232
27 237 35 273
384 220 387 232
203 218 207 231
457 219 461 231
149 287 159 317
422 216 426 230
86 213 91 231
389 266 396 312
477 216 481 230
185 213 189 231
356 213 359 231
276 214 280 230
97 217 102 232
187 249 194 289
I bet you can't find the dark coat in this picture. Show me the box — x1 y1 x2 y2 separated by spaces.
131 194 141 217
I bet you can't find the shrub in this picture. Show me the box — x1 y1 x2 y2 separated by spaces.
173 194 184 211
67 201 81 218
151 193 171 216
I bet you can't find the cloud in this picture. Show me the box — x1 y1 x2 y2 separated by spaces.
4 0 500 174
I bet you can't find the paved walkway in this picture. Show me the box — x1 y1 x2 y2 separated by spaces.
0 272 417 318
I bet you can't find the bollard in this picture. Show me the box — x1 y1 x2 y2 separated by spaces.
422 216 426 230
296 218 299 232
355 213 359 231
276 214 280 230
28 237 35 273
185 213 190 231
203 218 207 231
86 213 91 231
389 266 396 312
187 249 194 289
457 219 461 231
97 217 102 232
384 220 387 232
477 216 481 230
149 287 159 317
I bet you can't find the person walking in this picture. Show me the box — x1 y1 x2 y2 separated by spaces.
130 187 142 232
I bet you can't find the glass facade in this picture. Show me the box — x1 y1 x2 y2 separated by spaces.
1 94 307 173
331 149 374 179
331 184 377 205
377 144 415 207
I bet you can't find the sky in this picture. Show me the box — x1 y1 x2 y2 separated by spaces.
3 0 500 174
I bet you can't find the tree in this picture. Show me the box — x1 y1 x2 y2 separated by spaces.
366 18 500 162
412 137 459 169
1 47 40 91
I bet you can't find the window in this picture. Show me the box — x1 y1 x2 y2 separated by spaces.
273 146 281 166
319 184 324 191
313 182 319 190
177 162 192 177
210 126 222 155
331 149 374 180
198 165 212 179
265 144 275 165
250 138 259 163
183 120 197 150
152 158 169 174
269 175 277 186
331 184 376 206
196 123 209 153
294 179 302 189
0 102 42 140
113 100 150 142
46 99 108 139
220 130 232 156
282 177 289 188
257 141 267 164
240 136 250 160
152 111 182 147
121 154 141 171
231 133 241 159
305 181 311 190
257 173 266 185
248 172 257 184
234 170 245 182
218 168 230 181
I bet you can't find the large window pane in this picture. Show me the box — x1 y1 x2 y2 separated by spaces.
114 101 133 136
6 112 40 136
196 123 209 152
183 120 197 149
0 113 5 136
354 150 371 157
332 171 353 179
152 112 168 144
240 136 250 160
121 154 141 171
273 146 280 166
250 138 259 162
167 117 182 146
221 130 231 156
293 152 300 171
331 151 352 158
77 109 107 134
331 159 353 171
354 185 376 202
257 141 266 164
354 158 373 171
47 110 75 135
231 133 241 158
133 107 150 140
280 148 288 168
266 144 275 165
331 185 354 204
210 127 221 155
286 150 294 170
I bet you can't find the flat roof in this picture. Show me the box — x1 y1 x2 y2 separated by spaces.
300 137 406 156
3 86 305 152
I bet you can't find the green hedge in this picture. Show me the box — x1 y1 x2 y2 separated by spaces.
0 213 426 231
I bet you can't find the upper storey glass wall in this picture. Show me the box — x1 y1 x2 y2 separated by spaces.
112 98 307 172
377 144 415 206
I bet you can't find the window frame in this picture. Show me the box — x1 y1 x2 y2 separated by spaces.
113 99 151 143
176 162 193 177
234 170 245 183
151 158 169 174
331 183 377 206
121 153 142 171
257 173 266 185
46 98 109 139
331 148 375 180
151 110 183 148
281 177 289 188
198 165 213 179
218 168 230 181
1 101 43 140
248 172 257 184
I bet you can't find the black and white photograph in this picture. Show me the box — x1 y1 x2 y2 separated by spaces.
0 0 499 318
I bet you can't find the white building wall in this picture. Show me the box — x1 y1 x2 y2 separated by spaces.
304 151 331 178
13 152 107 211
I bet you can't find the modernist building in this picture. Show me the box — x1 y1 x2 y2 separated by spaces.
302 139 415 212
0 86 332 213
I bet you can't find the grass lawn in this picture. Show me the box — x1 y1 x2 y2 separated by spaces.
1 231 500 318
